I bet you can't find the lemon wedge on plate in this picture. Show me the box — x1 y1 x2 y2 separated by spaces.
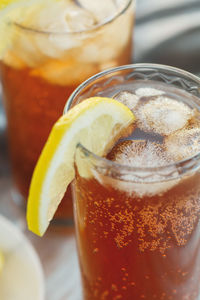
27 97 135 236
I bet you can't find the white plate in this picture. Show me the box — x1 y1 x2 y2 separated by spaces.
0 215 45 300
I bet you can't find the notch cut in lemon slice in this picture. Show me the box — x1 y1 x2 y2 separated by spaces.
27 97 135 236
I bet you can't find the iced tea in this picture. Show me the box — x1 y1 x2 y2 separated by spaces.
68 65 200 299
0 0 134 219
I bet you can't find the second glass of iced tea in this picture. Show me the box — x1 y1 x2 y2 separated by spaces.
0 0 134 222
65 64 200 299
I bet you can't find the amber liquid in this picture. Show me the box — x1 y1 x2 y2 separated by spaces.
74 169 200 299
0 64 74 218
0 40 132 219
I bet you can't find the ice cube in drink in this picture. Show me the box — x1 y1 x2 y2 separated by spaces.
73 77 200 299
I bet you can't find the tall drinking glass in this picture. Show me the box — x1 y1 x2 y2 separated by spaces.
65 64 200 299
0 0 135 222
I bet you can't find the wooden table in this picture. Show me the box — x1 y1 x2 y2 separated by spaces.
0 130 82 300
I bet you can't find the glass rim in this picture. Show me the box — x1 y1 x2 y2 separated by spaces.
14 0 133 35
65 63 200 175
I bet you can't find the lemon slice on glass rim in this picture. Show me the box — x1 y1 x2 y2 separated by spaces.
26 97 135 236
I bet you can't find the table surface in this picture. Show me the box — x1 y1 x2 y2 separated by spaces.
0 1 200 299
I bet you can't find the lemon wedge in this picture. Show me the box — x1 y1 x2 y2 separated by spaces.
27 97 135 236
0 251 5 274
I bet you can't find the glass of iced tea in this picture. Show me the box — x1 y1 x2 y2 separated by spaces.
0 0 135 221
65 64 200 299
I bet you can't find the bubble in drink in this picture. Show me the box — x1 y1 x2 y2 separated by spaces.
136 96 194 135
113 91 139 111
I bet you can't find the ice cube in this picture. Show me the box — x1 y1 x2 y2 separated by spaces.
113 91 139 111
77 0 118 24
165 127 200 161
12 0 88 65
135 87 165 97
31 59 98 85
107 140 174 168
64 4 97 32
37 0 97 33
102 140 180 197
34 0 118 58
114 0 130 9
137 96 194 136
78 5 133 64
